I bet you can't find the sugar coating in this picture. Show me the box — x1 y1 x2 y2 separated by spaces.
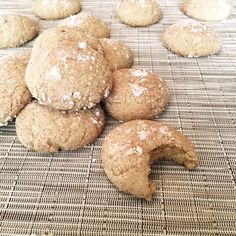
116 0 162 27
26 41 112 111
181 0 231 21
34 0 81 20
162 19 221 57
104 68 170 121
59 13 110 38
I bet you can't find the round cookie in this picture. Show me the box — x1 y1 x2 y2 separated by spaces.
115 0 162 27
34 0 81 20
16 101 105 153
104 68 169 121
0 15 38 49
32 26 103 53
59 13 110 38
0 52 32 126
181 0 231 21
99 38 133 72
102 120 199 200
161 19 221 57
25 42 112 111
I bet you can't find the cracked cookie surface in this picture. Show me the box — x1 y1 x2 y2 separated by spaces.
16 101 105 153
102 120 199 200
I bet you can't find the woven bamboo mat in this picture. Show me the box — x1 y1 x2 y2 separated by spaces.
0 0 236 235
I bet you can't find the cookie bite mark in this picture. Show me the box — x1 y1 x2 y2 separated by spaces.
102 120 199 200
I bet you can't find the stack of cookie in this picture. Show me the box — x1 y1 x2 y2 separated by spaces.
13 10 171 154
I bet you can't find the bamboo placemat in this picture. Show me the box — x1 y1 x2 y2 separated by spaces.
0 0 236 235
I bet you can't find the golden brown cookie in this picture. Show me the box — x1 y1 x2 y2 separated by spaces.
32 26 103 53
161 19 221 57
34 0 81 20
25 41 112 111
104 68 169 121
99 38 133 72
102 120 199 200
181 0 231 21
16 101 105 153
59 13 110 38
115 0 162 27
0 52 32 126
0 15 37 49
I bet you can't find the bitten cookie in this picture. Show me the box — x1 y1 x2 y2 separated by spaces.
16 101 105 153
181 0 231 21
25 41 112 111
0 53 32 126
34 0 81 20
161 19 221 57
115 0 162 27
0 15 37 49
59 13 110 38
104 68 169 121
102 120 199 200
32 26 103 53
99 38 133 72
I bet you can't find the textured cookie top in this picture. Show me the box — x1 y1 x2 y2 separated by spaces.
116 0 162 27
162 19 221 57
59 13 110 38
0 52 32 126
16 101 105 153
181 0 231 21
32 26 103 54
0 15 38 49
102 120 199 200
26 42 112 111
34 0 81 20
99 38 133 72
104 68 169 121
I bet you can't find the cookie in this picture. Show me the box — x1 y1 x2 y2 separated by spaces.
161 19 221 57
25 41 112 111
32 26 103 53
181 0 231 21
104 68 169 121
16 101 105 153
99 38 133 72
0 15 37 49
115 0 162 27
0 53 32 126
34 0 81 20
102 120 199 200
59 13 110 38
